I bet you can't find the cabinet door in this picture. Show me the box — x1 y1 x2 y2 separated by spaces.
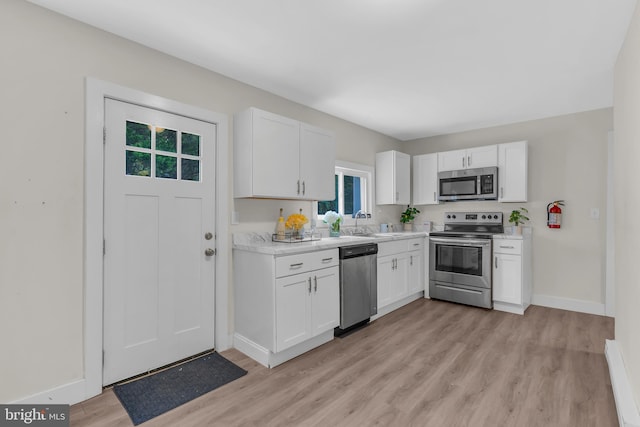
438 149 467 172
493 253 522 305
412 153 439 205
498 141 528 202
391 255 409 302
377 256 395 308
467 145 498 169
275 273 312 352
395 152 411 205
300 124 336 201
376 151 410 205
252 109 300 198
311 266 340 335
407 250 423 294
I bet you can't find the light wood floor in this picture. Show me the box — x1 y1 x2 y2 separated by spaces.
71 299 617 426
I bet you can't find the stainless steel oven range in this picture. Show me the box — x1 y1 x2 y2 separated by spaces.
429 212 504 309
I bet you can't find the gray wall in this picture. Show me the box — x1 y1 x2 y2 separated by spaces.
614 0 640 411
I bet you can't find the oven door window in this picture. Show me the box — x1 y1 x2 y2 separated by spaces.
435 244 483 276
440 176 477 197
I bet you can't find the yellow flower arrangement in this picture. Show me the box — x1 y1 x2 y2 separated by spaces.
285 212 308 230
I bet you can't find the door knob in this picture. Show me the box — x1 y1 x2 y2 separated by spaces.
205 248 215 256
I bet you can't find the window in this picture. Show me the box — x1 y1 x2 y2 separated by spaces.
125 120 201 181
315 161 374 225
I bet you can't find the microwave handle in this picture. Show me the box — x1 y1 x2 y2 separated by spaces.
430 237 491 247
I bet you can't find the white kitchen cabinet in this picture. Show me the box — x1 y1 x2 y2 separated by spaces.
275 264 339 352
438 145 498 172
407 249 423 294
234 107 336 200
376 238 424 311
498 140 528 202
234 248 339 367
376 150 410 205
492 235 532 315
412 153 439 205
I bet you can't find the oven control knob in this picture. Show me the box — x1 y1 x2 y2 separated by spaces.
446 215 451 219
493 215 498 219
452 214 456 219
482 215 486 219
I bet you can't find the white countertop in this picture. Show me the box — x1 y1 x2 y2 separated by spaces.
233 231 428 255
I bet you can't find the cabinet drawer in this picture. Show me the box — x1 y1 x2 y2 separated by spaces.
406 238 424 251
275 249 338 278
493 240 522 255
377 240 407 257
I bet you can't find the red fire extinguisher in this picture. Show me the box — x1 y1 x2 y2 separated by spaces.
547 200 565 228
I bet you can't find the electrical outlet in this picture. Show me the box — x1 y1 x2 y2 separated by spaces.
590 208 600 220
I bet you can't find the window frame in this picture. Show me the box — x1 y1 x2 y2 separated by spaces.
314 160 375 228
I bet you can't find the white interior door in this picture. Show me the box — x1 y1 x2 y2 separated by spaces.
103 98 216 385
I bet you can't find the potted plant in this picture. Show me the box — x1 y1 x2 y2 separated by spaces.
509 207 529 235
323 210 343 237
400 205 420 231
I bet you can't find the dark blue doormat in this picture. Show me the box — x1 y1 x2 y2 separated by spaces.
113 352 247 425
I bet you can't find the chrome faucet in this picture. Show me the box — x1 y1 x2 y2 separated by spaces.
354 210 367 234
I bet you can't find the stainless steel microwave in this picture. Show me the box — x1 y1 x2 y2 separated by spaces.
438 166 498 201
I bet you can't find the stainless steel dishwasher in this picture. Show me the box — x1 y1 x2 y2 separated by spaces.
335 242 378 336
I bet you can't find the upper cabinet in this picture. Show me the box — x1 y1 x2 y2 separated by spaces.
412 153 439 205
498 141 528 202
438 145 498 172
234 108 336 200
376 150 410 205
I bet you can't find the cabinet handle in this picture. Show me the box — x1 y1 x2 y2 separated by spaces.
289 262 303 269
410 255 413 266
433 191 436 202
308 277 312 294
462 157 465 168
413 243 420 247
499 245 515 249
495 256 498 269
321 257 333 263
468 155 471 167
396 191 399 202
302 181 306 195
297 180 300 195
500 187 504 199
314 276 318 292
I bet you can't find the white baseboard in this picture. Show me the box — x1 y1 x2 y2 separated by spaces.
606 340 640 427
532 294 605 316
10 379 86 406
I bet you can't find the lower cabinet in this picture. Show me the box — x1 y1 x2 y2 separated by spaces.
234 248 339 367
275 265 339 352
492 236 532 315
376 238 424 314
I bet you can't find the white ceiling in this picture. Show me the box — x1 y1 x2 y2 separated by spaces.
29 0 637 140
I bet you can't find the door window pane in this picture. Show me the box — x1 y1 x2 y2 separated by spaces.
156 155 177 179
182 133 200 156
126 121 151 149
156 128 177 153
181 159 200 181
126 151 151 176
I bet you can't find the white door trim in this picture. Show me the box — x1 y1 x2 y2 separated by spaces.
84 78 230 400
606 130 615 317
